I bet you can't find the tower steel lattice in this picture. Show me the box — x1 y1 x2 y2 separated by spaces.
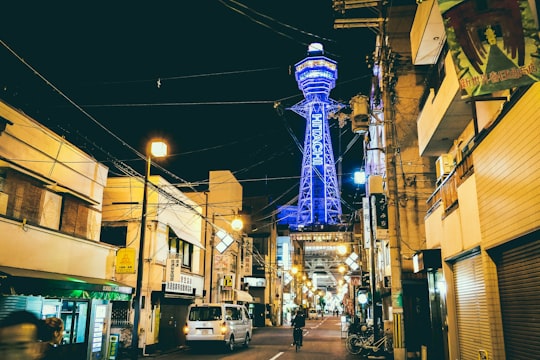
288 44 344 228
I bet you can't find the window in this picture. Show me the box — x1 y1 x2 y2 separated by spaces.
61 300 88 344
168 235 193 271
3 170 42 224
182 242 191 267
60 196 91 239
0 168 97 239
188 306 222 321
226 307 240 321
110 301 130 327
100 225 128 247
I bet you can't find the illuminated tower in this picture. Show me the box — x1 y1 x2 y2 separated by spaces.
289 43 343 228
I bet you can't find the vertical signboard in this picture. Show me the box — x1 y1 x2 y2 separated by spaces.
362 197 371 249
243 237 253 277
371 194 388 240
165 255 181 292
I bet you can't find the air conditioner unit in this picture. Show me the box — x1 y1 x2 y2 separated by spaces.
436 154 453 182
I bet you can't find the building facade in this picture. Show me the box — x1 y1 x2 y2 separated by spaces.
0 99 131 360
410 1 540 359
102 175 204 352
342 1 539 359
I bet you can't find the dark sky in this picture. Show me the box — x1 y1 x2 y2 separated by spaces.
1 1 376 209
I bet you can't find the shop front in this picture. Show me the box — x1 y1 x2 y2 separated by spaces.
156 272 204 352
0 265 132 360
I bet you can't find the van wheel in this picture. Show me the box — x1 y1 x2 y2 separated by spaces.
243 334 250 348
227 336 235 351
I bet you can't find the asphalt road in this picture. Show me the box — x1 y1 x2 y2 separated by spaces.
150 315 359 360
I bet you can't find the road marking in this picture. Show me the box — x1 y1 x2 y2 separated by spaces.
269 352 284 360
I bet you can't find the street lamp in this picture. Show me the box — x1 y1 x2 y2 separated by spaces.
131 140 167 359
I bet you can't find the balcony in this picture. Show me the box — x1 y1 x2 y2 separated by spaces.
417 51 472 156
410 0 446 65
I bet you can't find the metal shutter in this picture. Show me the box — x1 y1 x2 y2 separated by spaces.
453 254 493 359
495 237 540 360
0 296 42 320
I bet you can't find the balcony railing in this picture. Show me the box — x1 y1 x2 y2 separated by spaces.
426 151 474 215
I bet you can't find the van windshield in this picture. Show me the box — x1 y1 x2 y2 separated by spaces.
188 307 222 321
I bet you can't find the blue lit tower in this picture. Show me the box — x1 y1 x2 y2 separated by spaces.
289 43 343 228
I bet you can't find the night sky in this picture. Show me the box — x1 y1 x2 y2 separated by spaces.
1 1 376 210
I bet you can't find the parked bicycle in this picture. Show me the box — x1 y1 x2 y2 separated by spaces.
345 332 373 355
345 323 392 358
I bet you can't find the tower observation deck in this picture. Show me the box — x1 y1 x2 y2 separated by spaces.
289 43 344 229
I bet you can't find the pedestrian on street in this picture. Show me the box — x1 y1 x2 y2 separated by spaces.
0 310 44 360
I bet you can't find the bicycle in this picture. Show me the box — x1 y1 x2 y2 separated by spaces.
293 326 303 352
357 334 393 359
345 324 373 355
345 333 373 355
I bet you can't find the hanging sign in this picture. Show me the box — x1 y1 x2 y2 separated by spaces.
371 194 388 240
437 0 539 97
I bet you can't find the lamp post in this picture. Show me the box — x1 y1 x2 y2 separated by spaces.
131 140 167 359
209 213 216 303
231 217 243 303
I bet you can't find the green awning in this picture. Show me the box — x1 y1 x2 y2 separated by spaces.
0 266 133 301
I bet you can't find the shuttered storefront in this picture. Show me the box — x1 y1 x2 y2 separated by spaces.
453 254 493 359
493 235 540 360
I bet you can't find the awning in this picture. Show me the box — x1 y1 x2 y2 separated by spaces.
168 222 205 250
234 289 254 302
0 266 133 301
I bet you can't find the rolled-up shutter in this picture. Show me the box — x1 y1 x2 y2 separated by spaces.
453 254 493 359
494 236 540 360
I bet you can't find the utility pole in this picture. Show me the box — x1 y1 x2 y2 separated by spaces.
381 28 406 360
333 4 406 358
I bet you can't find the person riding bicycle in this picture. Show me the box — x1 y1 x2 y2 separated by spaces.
291 309 306 346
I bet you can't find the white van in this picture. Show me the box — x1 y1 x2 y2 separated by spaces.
183 303 253 351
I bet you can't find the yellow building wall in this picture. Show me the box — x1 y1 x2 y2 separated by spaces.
474 83 540 248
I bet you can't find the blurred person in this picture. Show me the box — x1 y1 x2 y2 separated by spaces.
0 310 43 360
40 317 68 360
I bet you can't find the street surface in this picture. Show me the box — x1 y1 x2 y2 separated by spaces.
151 315 360 360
